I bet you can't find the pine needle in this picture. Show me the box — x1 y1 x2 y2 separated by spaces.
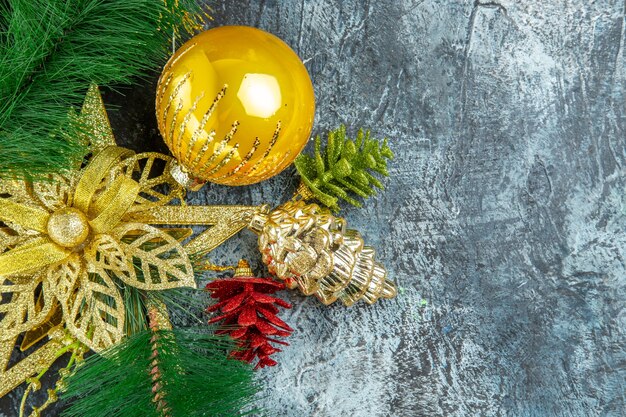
0 0 205 180
61 328 259 417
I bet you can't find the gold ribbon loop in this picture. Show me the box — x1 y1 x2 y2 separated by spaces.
0 238 70 276
72 146 134 213
89 177 140 234
0 200 50 233
0 146 141 279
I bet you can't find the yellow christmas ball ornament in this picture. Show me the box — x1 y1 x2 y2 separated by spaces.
156 25 316 188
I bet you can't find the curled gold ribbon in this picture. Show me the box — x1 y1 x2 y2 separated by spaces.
0 238 70 276
0 146 139 277
0 200 50 233
89 176 139 234
72 146 134 212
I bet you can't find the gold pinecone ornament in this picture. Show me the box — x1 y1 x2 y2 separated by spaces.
248 200 397 306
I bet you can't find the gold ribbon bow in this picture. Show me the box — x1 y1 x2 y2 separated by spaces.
0 86 260 400
0 146 138 276
0 145 197 353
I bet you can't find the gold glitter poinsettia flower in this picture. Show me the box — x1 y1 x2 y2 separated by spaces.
0 144 195 352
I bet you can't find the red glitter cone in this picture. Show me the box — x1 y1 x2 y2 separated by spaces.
206 260 293 369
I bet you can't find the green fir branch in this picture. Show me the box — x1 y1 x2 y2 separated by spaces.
0 0 205 180
61 328 259 417
295 125 394 212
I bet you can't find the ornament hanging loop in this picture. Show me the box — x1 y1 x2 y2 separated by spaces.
201 261 236 273
170 161 206 191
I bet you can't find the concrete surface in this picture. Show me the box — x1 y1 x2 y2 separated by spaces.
2 0 625 416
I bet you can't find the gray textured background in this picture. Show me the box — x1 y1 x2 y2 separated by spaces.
3 0 626 416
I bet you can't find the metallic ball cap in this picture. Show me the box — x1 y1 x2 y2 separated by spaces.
47 207 90 248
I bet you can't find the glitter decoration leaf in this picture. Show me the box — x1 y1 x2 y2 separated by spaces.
46 254 83 305
113 223 196 290
62 266 125 352
84 234 136 285
0 178 37 207
77 84 118 155
0 333 65 398
32 174 75 212
0 271 54 341
0 226 29 253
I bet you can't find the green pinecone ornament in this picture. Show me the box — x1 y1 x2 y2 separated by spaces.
294 125 393 212
248 200 397 306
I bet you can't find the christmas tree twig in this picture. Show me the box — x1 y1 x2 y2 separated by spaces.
61 318 258 417
0 0 206 180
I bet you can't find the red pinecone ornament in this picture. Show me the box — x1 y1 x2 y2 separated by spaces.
205 260 293 369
